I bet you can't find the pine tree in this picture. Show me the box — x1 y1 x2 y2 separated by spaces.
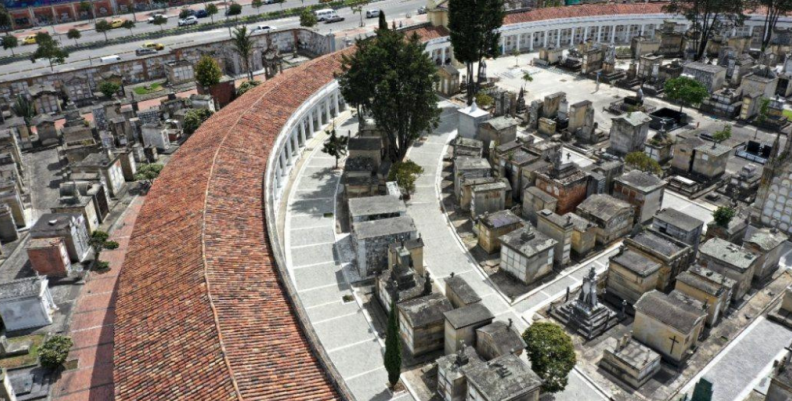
384 299 402 387
378 10 387 30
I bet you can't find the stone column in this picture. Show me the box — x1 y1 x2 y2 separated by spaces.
597 25 602 42
583 26 588 42
612 25 617 43
516 34 521 53
334 92 340 115
640 24 645 37
441 47 447 64
325 99 331 123
570 28 574 45
299 124 307 145
285 138 294 165
556 29 561 48
529 32 534 51
279 151 287 174
544 31 548 48
501 36 505 53
292 130 300 154
748 25 754 38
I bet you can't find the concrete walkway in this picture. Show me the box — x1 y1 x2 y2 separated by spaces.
283 116 414 401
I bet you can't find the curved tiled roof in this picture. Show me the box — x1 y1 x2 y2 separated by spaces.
505 3 668 25
114 50 348 400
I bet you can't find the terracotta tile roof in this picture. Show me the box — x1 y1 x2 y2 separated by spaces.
113 50 351 401
409 24 450 42
504 3 667 25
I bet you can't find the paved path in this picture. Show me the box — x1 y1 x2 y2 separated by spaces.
680 318 792 401
51 195 144 401
283 117 414 401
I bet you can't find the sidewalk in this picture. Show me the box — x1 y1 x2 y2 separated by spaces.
49 195 144 401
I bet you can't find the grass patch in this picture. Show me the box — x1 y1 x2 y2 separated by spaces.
133 83 163 95
0 334 46 369
783 109 792 120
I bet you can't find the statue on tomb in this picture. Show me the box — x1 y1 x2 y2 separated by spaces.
577 267 599 312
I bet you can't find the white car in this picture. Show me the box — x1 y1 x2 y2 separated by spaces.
365 9 380 18
251 25 276 34
178 16 198 26
148 13 169 23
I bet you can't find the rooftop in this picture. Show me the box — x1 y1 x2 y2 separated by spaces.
612 249 661 277
444 303 494 329
476 321 526 356
699 238 758 272
480 210 523 229
684 61 726 74
634 290 706 334
745 227 788 251
398 293 453 327
445 274 482 305
462 353 543 399
696 142 732 157
455 137 484 149
505 3 666 25
654 208 704 232
615 170 666 192
525 186 557 203
471 181 510 193
566 213 594 231
30 213 78 234
614 111 652 127
499 226 557 258
354 216 416 239
577 194 632 221
456 157 492 171
483 116 520 131
348 136 382 152
628 229 689 258
114 50 348 400
0 276 45 301
676 265 735 296
538 209 573 228
607 339 661 372
348 195 406 218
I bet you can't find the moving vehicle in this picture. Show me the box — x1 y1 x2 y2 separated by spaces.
195 9 209 18
178 16 198 26
142 42 164 50
100 55 122 62
314 9 338 22
136 47 157 56
417 6 427 14
324 15 344 24
110 18 127 28
22 35 37 45
251 25 276 34
365 9 380 18
148 13 169 23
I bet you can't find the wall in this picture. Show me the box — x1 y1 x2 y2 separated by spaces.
633 313 696 364
607 262 658 304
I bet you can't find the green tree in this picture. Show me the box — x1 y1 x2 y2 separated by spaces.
32 33 68 71
378 10 387 30
321 124 348 169
757 0 792 50
1 35 17 56
388 160 424 195
195 55 222 88
179 8 192 19
95 19 111 41
300 8 317 27
227 2 242 17
98 81 120 98
522 71 533 87
475 92 493 108
384 299 402 387
39 335 73 370
236 79 260 96
663 0 746 61
133 163 164 181
523 322 576 393
182 108 213 134
691 378 714 401
122 19 135 35
79 1 93 21
231 26 254 80
89 230 119 265
66 28 81 46
351 0 370 28
448 0 505 104
713 206 736 228
664 76 708 113
252 0 264 14
11 95 35 129
755 98 771 138
625 151 662 175
206 3 218 23
0 5 11 30
151 14 167 31
340 29 440 161
712 124 732 144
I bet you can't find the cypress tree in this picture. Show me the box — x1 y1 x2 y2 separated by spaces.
378 10 387 30
384 299 402 387
691 379 713 401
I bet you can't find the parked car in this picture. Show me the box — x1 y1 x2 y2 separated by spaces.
314 9 337 22
195 9 209 18
324 15 345 23
251 25 276 34
417 6 427 14
110 18 127 28
100 55 122 62
142 41 164 50
148 13 169 23
178 16 198 26
136 47 157 56
365 9 380 18
22 34 36 45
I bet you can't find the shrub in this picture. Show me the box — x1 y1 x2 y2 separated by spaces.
475 92 493 108
98 81 120 99
103 241 119 250
195 55 222 88
713 206 736 228
227 2 242 16
182 108 214 135
134 163 165 181
236 80 261 96
388 160 424 195
39 335 73 370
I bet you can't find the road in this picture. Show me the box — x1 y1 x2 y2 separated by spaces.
0 0 424 81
